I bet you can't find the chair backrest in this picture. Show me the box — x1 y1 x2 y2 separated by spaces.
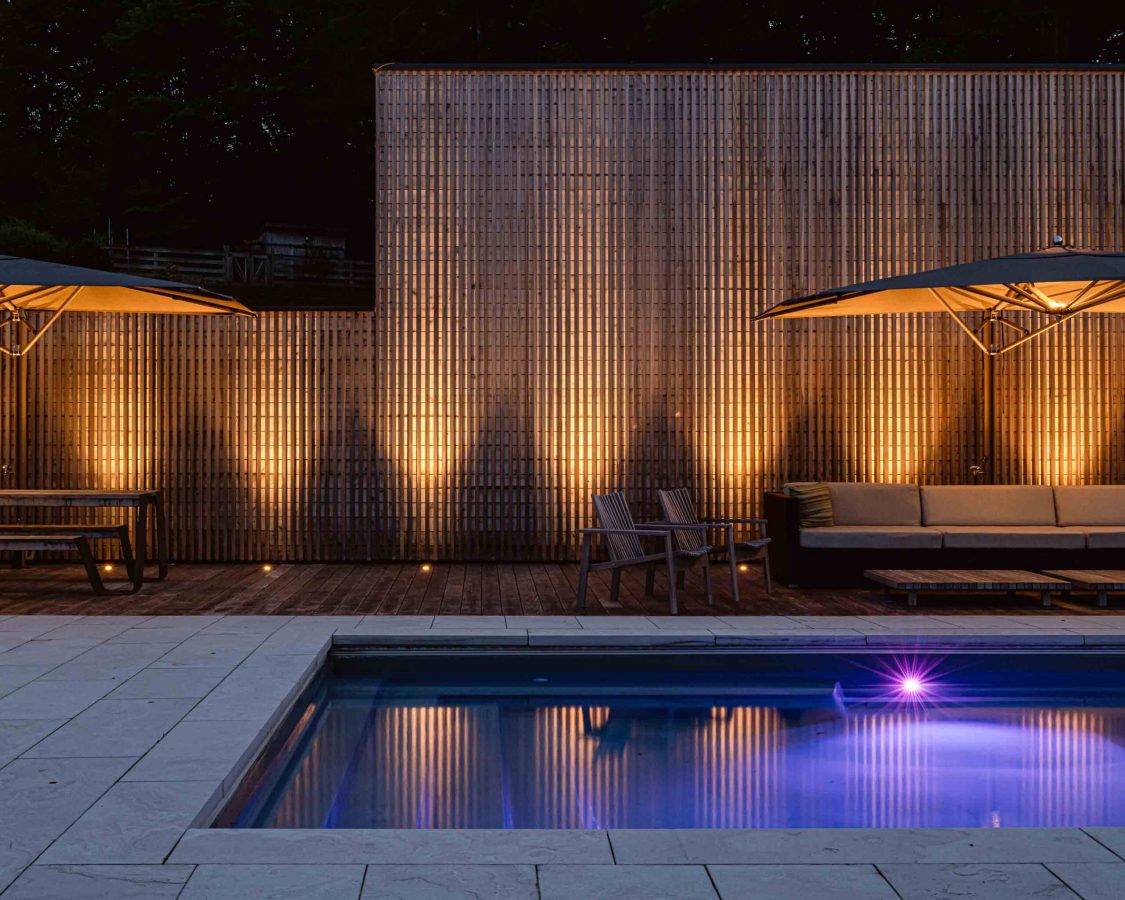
592 492 644 561
657 488 706 551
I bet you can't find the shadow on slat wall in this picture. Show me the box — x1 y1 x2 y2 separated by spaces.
6 69 1125 561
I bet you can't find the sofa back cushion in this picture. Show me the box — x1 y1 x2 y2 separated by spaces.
826 483 921 526
1054 485 1125 526
921 485 1056 526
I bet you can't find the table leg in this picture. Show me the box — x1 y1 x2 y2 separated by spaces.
1098 590 1108 609
906 591 918 608
1040 590 1051 608
132 502 148 590
153 494 169 580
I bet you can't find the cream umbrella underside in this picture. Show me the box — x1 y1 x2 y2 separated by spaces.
0 254 253 356
756 246 1125 354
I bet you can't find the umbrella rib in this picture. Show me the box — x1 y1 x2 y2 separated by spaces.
1069 280 1125 312
994 311 1080 355
950 285 1044 315
0 285 69 309
932 290 990 354
14 286 83 355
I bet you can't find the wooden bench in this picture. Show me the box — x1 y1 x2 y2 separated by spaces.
0 525 138 592
0 535 133 594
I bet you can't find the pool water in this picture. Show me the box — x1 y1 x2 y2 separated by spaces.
220 651 1125 829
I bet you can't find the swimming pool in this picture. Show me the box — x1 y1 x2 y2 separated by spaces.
218 650 1125 830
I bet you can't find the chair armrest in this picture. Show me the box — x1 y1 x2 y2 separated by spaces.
577 527 671 537
636 520 714 532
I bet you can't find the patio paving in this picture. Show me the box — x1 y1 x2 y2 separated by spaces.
0 614 1120 897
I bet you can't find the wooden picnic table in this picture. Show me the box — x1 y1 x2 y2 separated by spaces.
0 490 168 588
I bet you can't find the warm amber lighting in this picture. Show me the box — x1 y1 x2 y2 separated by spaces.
262 564 273 573
102 564 113 573
420 563 432 573
738 563 750 573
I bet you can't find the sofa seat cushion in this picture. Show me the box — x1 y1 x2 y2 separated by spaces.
826 483 921 526
1054 486 1125 526
800 526 943 550
938 526 1086 549
922 485 1057 526
1078 527 1125 549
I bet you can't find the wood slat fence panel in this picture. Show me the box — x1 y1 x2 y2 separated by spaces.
3 69 1123 560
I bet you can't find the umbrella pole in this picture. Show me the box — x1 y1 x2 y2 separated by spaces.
14 340 27 490
982 314 996 484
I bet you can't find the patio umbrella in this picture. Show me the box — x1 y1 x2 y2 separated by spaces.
755 242 1125 479
0 254 252 357
0 255 254 485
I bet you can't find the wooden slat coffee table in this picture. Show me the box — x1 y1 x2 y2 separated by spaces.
1043 570 1125 608
865 569 1071 608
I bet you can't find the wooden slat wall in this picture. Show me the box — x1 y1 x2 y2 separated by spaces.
5 69 1124 561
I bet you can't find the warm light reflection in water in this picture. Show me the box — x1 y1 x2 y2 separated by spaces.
250 702 1125 830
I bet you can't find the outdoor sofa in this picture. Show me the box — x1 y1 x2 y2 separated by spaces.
764 483 1125 587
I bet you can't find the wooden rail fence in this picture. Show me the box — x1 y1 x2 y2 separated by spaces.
2 68 1124 561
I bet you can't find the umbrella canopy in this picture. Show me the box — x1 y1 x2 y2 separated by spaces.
0 255 253 356
756 246 1125 355
754 243 1125 479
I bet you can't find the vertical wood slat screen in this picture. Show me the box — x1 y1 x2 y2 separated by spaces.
4 69 1124 561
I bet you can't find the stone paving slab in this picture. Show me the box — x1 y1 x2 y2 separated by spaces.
35 641 172 683
0 757 136 892
1045 862 1125 900
40 780 221 865
0 720 67 767
107 666 231 700
359 864 538 899
178 864 365 900
2 864 194 900
0 679 121 720
170 829 616 865
538 864 717 899
607 828 1118 865
707 864 900 899
877 862 1075 899
22 698 193 758
121 719 267 786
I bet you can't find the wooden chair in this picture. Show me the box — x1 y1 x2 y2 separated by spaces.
576 492 712 614
657 488 772 604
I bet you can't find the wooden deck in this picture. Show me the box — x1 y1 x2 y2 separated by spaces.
1 562 1120 617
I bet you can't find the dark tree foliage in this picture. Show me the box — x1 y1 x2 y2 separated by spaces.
0 1 1122 260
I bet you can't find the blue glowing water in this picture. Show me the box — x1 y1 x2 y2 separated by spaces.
225 652 1125 829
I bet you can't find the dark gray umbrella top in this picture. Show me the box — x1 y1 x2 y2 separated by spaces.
756 246 1125 320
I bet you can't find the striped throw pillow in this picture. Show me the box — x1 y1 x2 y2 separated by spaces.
790 482 834 528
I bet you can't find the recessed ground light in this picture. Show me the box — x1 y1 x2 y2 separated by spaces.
102 564 113 573
262 564 273 573
738 563 750 573
420 563 433 573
